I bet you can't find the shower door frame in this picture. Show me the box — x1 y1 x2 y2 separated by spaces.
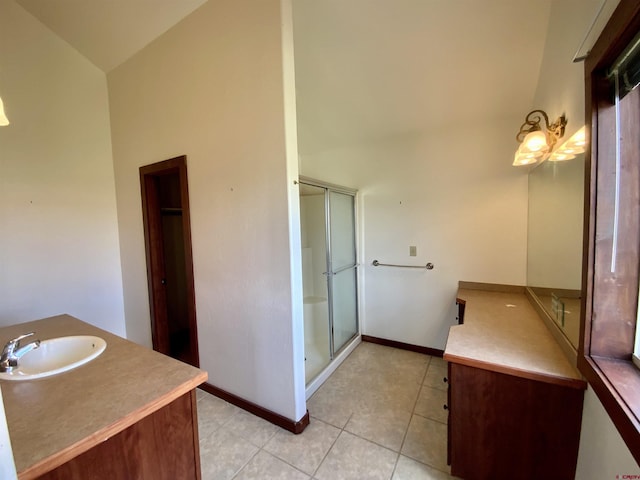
299 176 360 363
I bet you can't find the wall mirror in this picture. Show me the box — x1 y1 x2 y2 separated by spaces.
526 154 585 351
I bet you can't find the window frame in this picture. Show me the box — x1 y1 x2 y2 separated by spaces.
580 0 640 464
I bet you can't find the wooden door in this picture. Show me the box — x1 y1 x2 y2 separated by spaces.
140 156 199 367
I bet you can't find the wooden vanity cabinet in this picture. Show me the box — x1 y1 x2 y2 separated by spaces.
0 315 207 480
37 390 201 480
447 362 584 480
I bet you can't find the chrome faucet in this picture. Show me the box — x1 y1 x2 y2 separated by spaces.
0 332 41 373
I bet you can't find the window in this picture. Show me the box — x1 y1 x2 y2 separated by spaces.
580 0 640 464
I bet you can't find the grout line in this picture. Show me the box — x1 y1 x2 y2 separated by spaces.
308 414 351 478
260 449 311 479
398 357 430 455
229 448 260 479
390 354 431 479
389 452 401 480
261 417 338 478
201 344 455 479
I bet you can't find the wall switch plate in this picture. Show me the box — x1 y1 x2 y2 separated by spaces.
409 246 417 256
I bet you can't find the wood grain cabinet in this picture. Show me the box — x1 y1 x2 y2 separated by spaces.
447 362 584 480
38 391 201 480
0 315 207 480
445 287 587 480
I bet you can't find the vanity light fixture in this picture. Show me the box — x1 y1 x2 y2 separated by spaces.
513 110 567 166
0 96 9 126
548 126 586 161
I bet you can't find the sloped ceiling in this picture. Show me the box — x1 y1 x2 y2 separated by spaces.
14 0 552 154
15 0 207 72
293 0 552 154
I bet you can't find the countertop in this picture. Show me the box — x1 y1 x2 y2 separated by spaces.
444 288 585 389
0 315 207 479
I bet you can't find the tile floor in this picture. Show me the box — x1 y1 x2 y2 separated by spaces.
196 341 460 480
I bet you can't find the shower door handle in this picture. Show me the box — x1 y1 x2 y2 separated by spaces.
323 264 357 276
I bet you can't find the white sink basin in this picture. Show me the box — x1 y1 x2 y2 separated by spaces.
0 336 106 381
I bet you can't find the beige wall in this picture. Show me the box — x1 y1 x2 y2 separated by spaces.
531 0 638 474
300 120 529 350
3 0 634 465
108 0 305 421
0 0 125 336
294 1 549 352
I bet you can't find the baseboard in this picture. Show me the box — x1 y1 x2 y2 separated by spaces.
198 382 310 434
361 335 444 357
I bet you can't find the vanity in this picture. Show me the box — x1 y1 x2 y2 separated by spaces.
0 314 207 479
442 135 589 479
444 284 586 480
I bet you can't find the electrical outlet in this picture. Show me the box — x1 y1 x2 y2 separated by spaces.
409 246 417 256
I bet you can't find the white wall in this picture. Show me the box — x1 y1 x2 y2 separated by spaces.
108 0 305 422
531 0 638 474
0 0 126 337
576 387 638 477
301 119 528 350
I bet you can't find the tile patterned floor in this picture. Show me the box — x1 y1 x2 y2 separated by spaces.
196 341 460 479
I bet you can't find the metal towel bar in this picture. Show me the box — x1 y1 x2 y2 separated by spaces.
372 260 434 270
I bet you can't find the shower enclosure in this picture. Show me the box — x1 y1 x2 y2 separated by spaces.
298 177 359 386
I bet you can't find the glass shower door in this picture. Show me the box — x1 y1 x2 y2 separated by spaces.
300 178 358 386
328 191 358 353
299 184 331 383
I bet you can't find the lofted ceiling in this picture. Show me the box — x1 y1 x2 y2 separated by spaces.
14 0 557 154
292 0 554 154
15 0 207 72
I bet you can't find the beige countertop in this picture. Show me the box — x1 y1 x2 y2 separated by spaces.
0 315 207 479
444 288 585 389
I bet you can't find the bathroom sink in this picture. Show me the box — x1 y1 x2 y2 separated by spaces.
0 336 106 381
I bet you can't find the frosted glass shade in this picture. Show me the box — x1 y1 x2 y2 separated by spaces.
571 127 586 146
549 126 586 162
513 141 543 166
513 152 539 166
0 97 9 126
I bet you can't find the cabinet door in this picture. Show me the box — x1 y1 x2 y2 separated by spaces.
449 363 583 480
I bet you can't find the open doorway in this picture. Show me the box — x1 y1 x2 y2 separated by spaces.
140 156 199 367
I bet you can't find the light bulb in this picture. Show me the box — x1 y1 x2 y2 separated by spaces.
522 131 548 153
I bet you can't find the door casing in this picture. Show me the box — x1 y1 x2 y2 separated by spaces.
140 155 199 367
